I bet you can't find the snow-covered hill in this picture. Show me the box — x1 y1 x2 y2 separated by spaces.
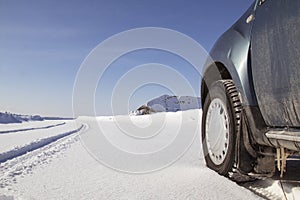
132 95 201 115
0 112 43 124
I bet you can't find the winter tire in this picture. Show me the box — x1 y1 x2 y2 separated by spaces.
202 80 241 175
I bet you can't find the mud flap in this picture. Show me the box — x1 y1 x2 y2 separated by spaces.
235 113 256 174
230 113 257 182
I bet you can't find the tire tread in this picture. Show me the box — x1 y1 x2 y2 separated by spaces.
202 79 250 182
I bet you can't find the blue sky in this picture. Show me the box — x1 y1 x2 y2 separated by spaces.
0 0 253 117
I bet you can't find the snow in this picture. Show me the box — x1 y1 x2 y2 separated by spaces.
0 120 66 131
147 95 201 112
0 110 261 199
132 95 201 115
3 141 258 200
1 109 300 199
0 120 81 162
0 121 65 134
0 112 43 124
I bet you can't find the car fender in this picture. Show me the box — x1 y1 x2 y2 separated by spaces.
202 2 257 107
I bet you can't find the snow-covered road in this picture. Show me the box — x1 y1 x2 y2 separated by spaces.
0 121 79 153
1 110 300 199
0 120 84 164
0 110 261 200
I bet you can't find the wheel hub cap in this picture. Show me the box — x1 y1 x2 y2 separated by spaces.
205 98 230 165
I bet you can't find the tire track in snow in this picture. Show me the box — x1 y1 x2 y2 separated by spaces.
241 181 283 200
0 124 84 163
0 122 66 134
240 164 300 200
0 124 87 191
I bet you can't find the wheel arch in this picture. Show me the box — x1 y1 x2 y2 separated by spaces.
201 62 232 107
201 34 257 109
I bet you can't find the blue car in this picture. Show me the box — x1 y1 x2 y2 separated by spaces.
201 0 300 181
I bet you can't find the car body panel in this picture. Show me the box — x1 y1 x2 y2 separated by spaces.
201 0 300 149
251 0 300 127
202 2 257 106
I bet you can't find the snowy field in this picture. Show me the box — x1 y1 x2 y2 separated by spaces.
0 110 300 199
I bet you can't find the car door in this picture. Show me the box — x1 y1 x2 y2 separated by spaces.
250 0 300 127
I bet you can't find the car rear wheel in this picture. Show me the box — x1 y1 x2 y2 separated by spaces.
202 80 241 175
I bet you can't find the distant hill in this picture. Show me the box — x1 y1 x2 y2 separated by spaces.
132 95 201 115
0 112 43 124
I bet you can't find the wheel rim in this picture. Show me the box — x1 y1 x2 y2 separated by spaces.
205 98 230 165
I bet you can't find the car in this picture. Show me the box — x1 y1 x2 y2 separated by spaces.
201 0 300 181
